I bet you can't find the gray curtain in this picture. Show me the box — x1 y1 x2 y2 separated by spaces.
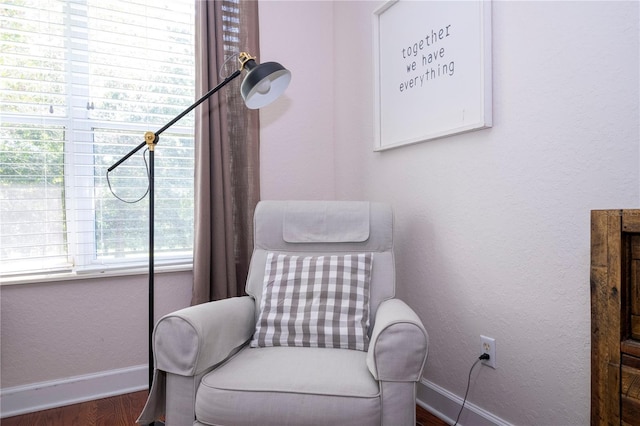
192 0 261 304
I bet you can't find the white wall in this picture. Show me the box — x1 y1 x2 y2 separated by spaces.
260 1 640 424
0 271 192 389
259 0 336 200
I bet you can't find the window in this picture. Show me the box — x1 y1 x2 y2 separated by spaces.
0 0 196 277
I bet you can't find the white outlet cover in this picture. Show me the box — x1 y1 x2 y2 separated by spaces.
480 335 496 368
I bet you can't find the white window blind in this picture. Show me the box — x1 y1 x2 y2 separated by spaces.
1 0 196 276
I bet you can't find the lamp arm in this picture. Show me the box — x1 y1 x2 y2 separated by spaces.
154 68 242 140
108 68 242 172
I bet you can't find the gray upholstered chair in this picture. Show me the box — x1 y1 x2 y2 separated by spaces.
138 200 428 426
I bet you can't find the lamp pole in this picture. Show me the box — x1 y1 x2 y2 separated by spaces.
108 68 243 391
107 53 290 413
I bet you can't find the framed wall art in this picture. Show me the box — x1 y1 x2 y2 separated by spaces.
373 0 492 151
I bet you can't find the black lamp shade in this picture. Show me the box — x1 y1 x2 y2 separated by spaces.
241 60 291 109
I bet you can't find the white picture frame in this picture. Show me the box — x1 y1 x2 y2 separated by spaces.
373 0 492 151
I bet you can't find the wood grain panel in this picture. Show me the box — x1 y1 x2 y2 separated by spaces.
591 211 609 267
591 210 623 425
623 340 640 359
622 395 640 425
623 212 640 233
592 210 640 426
631 236 640 340
633 316 640 341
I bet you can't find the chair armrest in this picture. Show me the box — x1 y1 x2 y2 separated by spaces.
153 296 255 376
366 298 428 381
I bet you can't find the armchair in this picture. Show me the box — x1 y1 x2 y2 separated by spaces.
138 200 428 426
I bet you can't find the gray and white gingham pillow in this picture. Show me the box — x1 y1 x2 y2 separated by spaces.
251 252 373 351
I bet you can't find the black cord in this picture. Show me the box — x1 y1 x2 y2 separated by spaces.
219 51 240 79
106 147 150 204
453 354 490 426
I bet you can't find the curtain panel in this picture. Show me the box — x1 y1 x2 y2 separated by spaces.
192 0 261 304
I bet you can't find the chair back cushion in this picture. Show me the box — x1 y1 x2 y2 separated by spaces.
246 201 395 335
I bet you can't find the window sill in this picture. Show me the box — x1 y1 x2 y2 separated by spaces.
0 263 193 286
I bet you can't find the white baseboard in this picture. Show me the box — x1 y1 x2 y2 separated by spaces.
417 379 512 426
0 365 148 419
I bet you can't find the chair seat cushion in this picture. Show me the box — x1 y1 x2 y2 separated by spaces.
195 346 381 426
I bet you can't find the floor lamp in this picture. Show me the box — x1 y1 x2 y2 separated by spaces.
107 51 291 408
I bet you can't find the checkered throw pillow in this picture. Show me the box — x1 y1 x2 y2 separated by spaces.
251 252 373 351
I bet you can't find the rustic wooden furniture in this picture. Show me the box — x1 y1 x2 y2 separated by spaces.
591 209 640 425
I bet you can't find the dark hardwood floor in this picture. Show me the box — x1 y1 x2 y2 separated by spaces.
2 391 449 425
417 404 449 426
1 392 148 426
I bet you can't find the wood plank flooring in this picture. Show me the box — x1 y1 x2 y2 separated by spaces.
2 391 449 425
1 392 148 426
417 404 449 426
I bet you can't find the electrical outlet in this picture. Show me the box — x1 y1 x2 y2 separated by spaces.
480 335 496 369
